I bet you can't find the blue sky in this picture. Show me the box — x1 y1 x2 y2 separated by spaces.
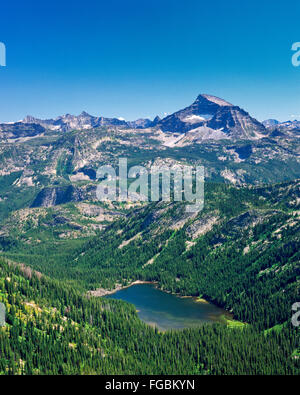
0 0 300 122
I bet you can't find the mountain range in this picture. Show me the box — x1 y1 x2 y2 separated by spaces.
263 118 300 134
0 93 299 195
1 94 299 140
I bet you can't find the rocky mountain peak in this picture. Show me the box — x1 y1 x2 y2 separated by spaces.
155 94 267 139
23 115 39 123
196 94 233 107
79 111 92 117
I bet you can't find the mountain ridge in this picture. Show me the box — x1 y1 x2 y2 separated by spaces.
0 93 285 141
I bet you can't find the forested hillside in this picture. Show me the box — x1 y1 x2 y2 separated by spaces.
0 163 299 374
0 259 298 374
4 181 299 330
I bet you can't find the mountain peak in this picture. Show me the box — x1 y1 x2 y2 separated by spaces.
196 94 233 107
23 115 38 123
155 93 266 138
79 111 91 117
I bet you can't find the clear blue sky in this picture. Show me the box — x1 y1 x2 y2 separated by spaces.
0 0 300 123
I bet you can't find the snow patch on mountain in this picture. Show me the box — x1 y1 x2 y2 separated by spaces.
181 115 206 123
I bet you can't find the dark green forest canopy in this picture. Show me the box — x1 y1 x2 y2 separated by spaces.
0 259 299 375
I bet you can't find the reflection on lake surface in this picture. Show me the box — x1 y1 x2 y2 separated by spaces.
106 283 232 331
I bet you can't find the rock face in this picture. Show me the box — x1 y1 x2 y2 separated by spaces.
151 116 161 126
206 106 266 139
156 94 267 139
0 122 46 138
31 185 87 207
156 94 224 134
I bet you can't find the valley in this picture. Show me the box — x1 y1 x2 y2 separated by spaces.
0 94 299 375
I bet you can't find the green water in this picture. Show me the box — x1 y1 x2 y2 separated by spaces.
106 283 232 331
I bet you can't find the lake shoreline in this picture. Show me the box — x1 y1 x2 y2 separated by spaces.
102 282 236 331
88 280 212 305
87 280 156 297
88 281 241 329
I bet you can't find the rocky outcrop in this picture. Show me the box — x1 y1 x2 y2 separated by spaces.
31 185 87 207
0 122 46 138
